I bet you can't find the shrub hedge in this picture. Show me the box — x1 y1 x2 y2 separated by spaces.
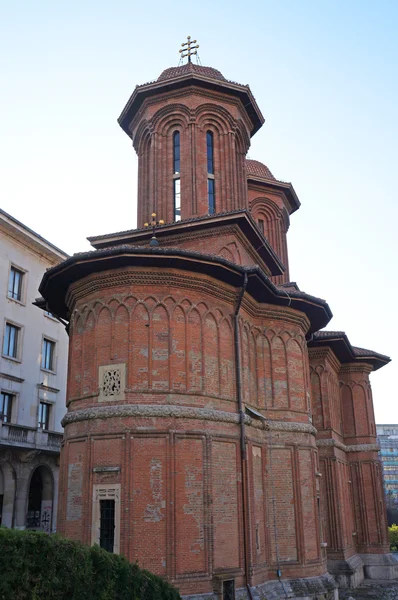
389 523 398 551
0 528 181 600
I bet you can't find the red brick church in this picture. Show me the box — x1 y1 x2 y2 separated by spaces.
39 43 397 599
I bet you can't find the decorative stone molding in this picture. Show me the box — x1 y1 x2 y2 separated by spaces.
267 420 317 435
345 443 379 452
62 403 317 436
316 438 379 453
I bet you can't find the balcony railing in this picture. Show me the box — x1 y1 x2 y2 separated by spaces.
0 422 63 452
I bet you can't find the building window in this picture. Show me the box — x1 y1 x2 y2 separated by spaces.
41 338 55 371
92 485 121 554
174 179 181 222
38 402 50 430
8 266 23 302
173 131 181 222
0 392 13 423
258 219 265 235
100 499 115 552
206 131 214 174
206 131 215 214
173 131 180 174
208 179 215 215
222 580 235 600
3 323 20 359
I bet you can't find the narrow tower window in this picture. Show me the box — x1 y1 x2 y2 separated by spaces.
100 499 115 553
206 131 215 214
173 131 181 221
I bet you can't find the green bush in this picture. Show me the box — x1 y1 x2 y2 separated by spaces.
0 528 181 600
389 523 398 551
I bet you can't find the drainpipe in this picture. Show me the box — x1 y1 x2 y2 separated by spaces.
233 272 254 600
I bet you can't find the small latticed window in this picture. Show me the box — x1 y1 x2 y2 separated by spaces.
100 499 115 553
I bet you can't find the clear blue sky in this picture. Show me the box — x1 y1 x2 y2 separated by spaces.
1 1 397 422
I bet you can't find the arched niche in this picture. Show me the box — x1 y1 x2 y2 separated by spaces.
26 465 54 533
0 462 15 528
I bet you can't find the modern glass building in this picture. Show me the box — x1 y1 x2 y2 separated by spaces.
376 425 398 522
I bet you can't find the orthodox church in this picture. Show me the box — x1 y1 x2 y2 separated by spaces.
38 41 397 599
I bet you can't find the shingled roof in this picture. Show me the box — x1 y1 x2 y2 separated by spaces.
158 63 226 82
246 159 276 181
309 330 390 371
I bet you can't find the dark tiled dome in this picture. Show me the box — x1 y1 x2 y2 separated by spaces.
158 63 226 82
246 159 275 180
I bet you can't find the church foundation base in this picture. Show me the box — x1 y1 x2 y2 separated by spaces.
359 553 398 580
327 555 364 588
181 573 338 600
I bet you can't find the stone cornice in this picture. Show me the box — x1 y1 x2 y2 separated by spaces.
129 85 254 138
37 383 60 393
308 347 341 373
316 438 379 453
128 224 271 276
62 403 317 436
339 363 373 375
67 269 237 315
241 295 310 334
0 371 25 384
67 269 311 338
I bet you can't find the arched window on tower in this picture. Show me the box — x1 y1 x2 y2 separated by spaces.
173 131 181 221
207 131 215 214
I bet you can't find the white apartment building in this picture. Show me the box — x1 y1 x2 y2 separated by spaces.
0 209 68 532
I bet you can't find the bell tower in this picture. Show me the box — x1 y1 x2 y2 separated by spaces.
118 39 264 228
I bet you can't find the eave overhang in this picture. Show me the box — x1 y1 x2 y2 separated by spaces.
118 74 264 137
247 175 301 215
39 246 332 334
87 210 284 276
308 331 390 371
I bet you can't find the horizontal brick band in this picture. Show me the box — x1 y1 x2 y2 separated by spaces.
62 403 316 435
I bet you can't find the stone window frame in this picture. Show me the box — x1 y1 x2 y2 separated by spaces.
91 483 121 555
40 335 57 373
0 390 15 423
7 262 28 306
2 318 24 363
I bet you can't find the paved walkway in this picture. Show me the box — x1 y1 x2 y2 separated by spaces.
339 580 398 600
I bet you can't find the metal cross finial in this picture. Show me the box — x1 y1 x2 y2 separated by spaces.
179 36 199 63
144 212 164 247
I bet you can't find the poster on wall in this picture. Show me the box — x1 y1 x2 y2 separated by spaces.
40 501 52 533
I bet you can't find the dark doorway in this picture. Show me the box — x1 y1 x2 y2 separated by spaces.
27 469 42 528
99 499 115 552
26 466 53 532
223 579 235 600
